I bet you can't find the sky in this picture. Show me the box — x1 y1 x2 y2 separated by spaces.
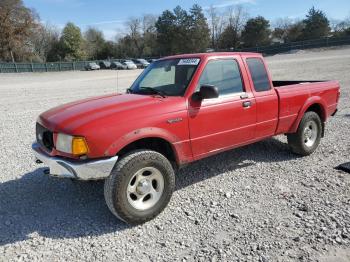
24 0 350 40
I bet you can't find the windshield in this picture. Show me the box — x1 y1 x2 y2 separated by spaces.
129 58 200 96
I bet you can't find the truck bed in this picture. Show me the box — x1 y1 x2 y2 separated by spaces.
273 80 326 87
273 80 340 135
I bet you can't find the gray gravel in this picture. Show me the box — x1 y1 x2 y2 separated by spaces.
0 46 350 261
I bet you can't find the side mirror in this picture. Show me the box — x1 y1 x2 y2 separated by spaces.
193 85 219 101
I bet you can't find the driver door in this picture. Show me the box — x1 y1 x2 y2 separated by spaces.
188 58 257 159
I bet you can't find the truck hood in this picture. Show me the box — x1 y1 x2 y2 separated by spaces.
39 93 180 133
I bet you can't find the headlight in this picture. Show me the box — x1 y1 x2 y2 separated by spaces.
56 133 89 155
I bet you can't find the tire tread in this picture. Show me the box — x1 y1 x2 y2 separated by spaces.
104 150 175 225
287 111 322 156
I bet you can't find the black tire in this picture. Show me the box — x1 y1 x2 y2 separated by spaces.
104 150 175 225
287 111 322 156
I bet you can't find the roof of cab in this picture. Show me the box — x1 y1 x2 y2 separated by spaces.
159 52 262 60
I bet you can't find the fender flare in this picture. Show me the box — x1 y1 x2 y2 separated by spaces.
289 96 327 133
104 127 182 162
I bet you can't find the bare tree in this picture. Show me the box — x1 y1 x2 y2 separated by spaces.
30 23 60 62
121 15 158 57
126 17 141 37
332 16 350 37
142 14 158 56
332 17 350 32
218 5 248 49
125 17 144 56
142 14 157 34
208 5 218 48
272 18 294 42
227 5 248 34
274 18 294 32
207 5 225 49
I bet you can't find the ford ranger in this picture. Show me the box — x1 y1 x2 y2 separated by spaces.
32 52 340 224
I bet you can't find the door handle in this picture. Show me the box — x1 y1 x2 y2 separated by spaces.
242 101 251 108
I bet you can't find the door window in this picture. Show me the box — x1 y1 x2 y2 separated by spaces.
197 59 244 96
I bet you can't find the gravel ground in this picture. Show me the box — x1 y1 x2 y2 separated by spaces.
0 46 350 262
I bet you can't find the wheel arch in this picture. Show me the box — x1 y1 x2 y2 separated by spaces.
105 128 182 168
290 97 327 134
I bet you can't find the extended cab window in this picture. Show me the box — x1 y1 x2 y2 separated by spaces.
247 58 271 92
198 59 244 96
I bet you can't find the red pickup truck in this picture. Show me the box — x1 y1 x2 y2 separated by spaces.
33 52 340 224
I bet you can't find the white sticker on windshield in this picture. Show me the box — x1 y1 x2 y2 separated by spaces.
178 58 200 66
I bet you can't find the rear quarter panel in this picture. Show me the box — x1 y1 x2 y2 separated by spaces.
275 81 340 134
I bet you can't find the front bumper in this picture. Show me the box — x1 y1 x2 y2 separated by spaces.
32 143 118 180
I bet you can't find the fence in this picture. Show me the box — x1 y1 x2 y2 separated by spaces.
1 36 350 73
0 61 95 73
236 36 350 55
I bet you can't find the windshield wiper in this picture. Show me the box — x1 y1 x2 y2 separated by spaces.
139 87 167 98
126 88 133 94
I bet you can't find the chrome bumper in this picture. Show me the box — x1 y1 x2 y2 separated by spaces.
32 143 118 180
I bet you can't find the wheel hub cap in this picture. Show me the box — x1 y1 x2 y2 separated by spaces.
303 120 318 147
126 167 165 211
136 179 151 195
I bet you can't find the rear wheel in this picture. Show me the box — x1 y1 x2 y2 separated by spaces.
287 111 322 156
104 150 175 225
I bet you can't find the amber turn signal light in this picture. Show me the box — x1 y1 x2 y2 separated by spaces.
72 137 89 155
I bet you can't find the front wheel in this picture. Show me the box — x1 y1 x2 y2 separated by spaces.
104 150 175 225
287 111 322 156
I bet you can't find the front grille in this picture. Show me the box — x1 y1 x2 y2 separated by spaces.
36 123 54 152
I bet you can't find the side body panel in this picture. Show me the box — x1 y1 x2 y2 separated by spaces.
186 55 257 160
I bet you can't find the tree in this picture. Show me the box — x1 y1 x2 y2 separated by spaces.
84 27 105 59
98 41 118 59
155 10 177 55
301 7 330 39
0 0 38 62
286 21 304 42
156 5 210 55
272 18 293 42
59 22 86 60
207 5 225 49
332 17 350 37
142 14 158 57
30 23 60 62
46 38 63 62
218 5 248 49
116 14 158 58
187 4 210 53
219 26 237 50
125 17 144 56
172 6 191 53
241 16 271 47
